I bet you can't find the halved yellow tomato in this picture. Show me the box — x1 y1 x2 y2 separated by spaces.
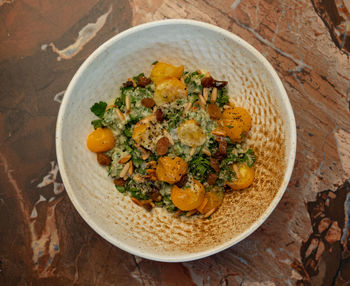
197 189 224 214
150 62 184 84
227 163 255 190
132 115 162 151
156 156 188 184
86 127 115 153
218 107 252 142
177 120 206 147
153 77 187 105
171 179 205 211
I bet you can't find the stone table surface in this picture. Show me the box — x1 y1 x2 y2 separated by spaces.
1 0 350 285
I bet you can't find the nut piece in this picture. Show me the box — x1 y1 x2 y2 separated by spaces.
97 153 111 166
156 137 170 156
155 108 164 123
114 178 126 186
141 98 156 108
207 103 221 120
137 76 151 87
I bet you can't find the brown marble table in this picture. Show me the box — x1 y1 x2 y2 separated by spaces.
1 0 350 285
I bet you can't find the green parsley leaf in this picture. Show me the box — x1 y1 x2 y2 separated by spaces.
189 154 213 183
91 119 104 129
90 101 107 118
216 89 229 107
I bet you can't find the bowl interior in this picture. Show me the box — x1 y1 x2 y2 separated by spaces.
56 20 296 262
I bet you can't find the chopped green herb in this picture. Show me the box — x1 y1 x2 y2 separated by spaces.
152 61 158 65
91 119 104 129
90 101 107 118
216 89 229 107
189 154 213 183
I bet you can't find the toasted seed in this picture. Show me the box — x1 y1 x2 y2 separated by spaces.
203 207 217 218
203 88 208 101
118 154 131 164
126 95 131 112
156 137 170 156
202 148 211 156
141 98 156 108
120 162 130 178
114 178 126 186
97 153 111 166
116 108 125 121
211 87 218 103
186 209 197 216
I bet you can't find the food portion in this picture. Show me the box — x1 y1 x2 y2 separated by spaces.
86 61 256 218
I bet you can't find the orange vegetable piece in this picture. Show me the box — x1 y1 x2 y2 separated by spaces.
153 77 187 105
171 179 205 211
150 62 184 84
197 189 223 214
227 163 255 190
156 156 188 184
86 127 115 153
218 107 252 142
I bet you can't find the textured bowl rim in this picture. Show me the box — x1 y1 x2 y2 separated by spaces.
56 19 296 262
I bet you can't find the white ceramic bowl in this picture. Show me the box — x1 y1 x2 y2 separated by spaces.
56 19 296 262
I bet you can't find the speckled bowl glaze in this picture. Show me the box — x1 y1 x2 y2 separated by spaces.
56 19 296 262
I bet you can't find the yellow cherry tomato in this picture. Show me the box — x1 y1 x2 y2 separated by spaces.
156 156 188 184
197 189 224 214
132 115 162 151
177 119 206 147
171 179 205 211
153 77 187 106
227 163 255 190
86 127 115 153
150 62 184 84
219 107 252 142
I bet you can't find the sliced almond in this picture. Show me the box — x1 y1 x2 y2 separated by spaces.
211 129 226 136
141 151 150 160
126 95 131 113
197 198 209 213
120 161 130 178
233 164 240 179
174 210 184 217
229 99 235 107
203 207 217 218
118 154 131 164
211 87 217 103
146 161 157 168
223 105 231 109
202 148 211 156
186 209 197 217
190 146 197 156
116 108 125 122
128 162 134 176
131 197 142 206
106 104 116 111
128 78 137 88
203 88 208 101
198 94 206 108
